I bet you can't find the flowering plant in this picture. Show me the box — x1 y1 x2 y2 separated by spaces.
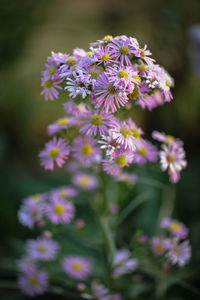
18 35 190 299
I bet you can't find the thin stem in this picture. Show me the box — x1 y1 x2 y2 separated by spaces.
158 184 176 225
117 191 153 225
99 216 115 263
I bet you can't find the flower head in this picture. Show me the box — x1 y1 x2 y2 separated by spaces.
72 173 98 190
160 143 187 183
62 256 92 280
27 237 59 261
79 110 115 137
18 269 48 297
166 240 191 267
45 196 75 224
72 136 101 166
39 137 70 171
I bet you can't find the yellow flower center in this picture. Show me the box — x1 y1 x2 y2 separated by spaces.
81 144 93 155
49 147 59 158
173 246 180 255
170 222 180 231
66 56 77 66
44 79 53 89
131 128 140 139
132 75 141 85
140 48 146 58
88 69 99 79
120 127 131 137
54 204 65 214
30 210 38 218
115 154 127 166
155 244 164 252
165 79 171 87
91 114 103 125
165 135 174 143
130 88 139 99
28 276 37 286
58 118 69 125
138 63 148 72
32 194 41 202
107 83 116 94
80 176 90 186
101 53 110 61
59 189 69 198
166 154 175 163
37 244 47 253
103 35 113 41
87 51 94 56
137 146 147 155
72 262 83 271
118 69 128 78
49 66 56 75
119 45 129 55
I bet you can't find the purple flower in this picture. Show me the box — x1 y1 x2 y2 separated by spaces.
18 269 48 297
134 139 158 164
45 196 75 224
62 256 92 280
94 72 129 113
79 110 115 137
72 136 101 166
160 218 188 239
72 173 98 190
166 240 191 267
103 148 134 175
65 69 91 99
109 35 139 66
18 256 37 275
151 237 170 257
27 237 59 261
51 186 78 199
109 119 137 151
18 194 45 228
47 116 75 136
39 137 70 171
82 282 113 300
112 249 138 278
41 76 63 101
114 172 138 184
94 44 114 66
152 131 183 146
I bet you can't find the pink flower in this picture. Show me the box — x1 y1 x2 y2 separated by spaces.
134 139 158 164
79 110 115 136
103 148 134 175
72 173 98 190
39 137 70 171
109 119 137 151
151 237 170 257
160 143 187 183
72 136 101 166
62 256 92 280
45 196 75 224
18 269 48 297
41 75 63 101
94 72 129 113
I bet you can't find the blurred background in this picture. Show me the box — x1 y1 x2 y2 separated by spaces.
0 0 200 298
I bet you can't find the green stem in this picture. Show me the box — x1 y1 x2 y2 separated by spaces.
117 191 153 225
158 184 176 225
99 216 115 263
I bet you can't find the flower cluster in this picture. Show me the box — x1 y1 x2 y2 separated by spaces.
17 35 191 298
38 35 186 184
151 218 191 267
